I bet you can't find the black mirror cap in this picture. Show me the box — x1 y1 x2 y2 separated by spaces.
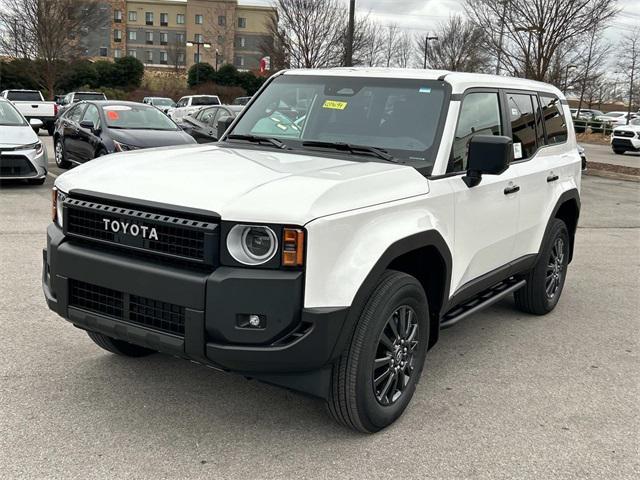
217 116 234 140
79 120 96 131
467 135 513 175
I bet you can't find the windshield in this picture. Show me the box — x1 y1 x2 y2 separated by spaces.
76 93 107 101
6 91 42 101
605 112 624 118
230 75 448 170
103 104 179 130
0 101 27 126
192 96 220 106
153 98 174 106
629 118 640 126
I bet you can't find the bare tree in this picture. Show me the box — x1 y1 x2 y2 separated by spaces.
465 0 618 81
167 39 186 73
267 0 345 68
381 24 400 68
0 0 104 97
360 20 385 67
395 32 413 68
419 15 491 72
574 25 611 116
617 29 640 123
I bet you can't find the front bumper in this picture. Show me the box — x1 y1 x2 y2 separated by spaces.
43 224 349 386
611 137 640 151
0 146 47 180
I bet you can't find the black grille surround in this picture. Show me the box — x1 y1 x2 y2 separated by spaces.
613 130 636 138
69 279 186 336
63 197 219 267
0 154 36 177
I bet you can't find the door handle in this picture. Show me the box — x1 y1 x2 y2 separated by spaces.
547 174 559 183
504 185 520 195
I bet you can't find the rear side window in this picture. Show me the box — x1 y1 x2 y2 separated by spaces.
539 94 568 145
449 92 502 173
507 93 538 160
192 96 220 106
6 91 42 101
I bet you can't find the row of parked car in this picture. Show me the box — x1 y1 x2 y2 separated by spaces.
570 107 638 126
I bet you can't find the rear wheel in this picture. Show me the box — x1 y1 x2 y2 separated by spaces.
515 218 570 315
54 139 71 168
613 148 625 155
86 331 156 357
327 270 429 433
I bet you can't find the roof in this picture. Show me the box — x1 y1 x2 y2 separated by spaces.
283 68 563 97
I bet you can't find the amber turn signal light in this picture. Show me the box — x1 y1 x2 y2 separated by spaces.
51 188 57 222
282 228 305 267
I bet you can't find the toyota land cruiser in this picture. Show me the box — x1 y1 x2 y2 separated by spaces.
43 69 581 433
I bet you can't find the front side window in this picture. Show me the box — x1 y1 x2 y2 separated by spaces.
539 94 567 145
507 93 538 160
82 104 100 127
0 101 26 126
231 76 448 171
449 92 502 173
68 105 85 122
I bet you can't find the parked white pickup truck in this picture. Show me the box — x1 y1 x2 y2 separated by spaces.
0 89 57 135
167 95 221 124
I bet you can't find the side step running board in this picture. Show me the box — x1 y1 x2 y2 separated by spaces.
440 278 527 329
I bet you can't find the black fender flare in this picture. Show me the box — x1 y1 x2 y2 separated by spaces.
541 188 581 262
327 230 452 362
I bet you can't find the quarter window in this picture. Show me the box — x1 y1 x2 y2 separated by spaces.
507 93 538 160
449 92 502 173
539 94 568 145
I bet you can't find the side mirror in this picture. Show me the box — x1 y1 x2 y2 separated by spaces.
463 135 513 188
217 116 234 140
29 118 44 130
79 120 98 132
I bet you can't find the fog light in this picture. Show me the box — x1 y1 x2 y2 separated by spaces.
236 314 266 329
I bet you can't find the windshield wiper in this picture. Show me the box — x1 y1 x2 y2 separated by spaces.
227 134 287 150
301 141 399 163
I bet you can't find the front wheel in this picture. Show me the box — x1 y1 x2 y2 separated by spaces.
515 218 570 315
613 149 625 155
86 331 156 357
54 139 71 168
328 270 429 433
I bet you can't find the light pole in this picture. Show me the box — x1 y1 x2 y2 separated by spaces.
515 26 544 78
423 35 438 69
563 64 577 93
215 49 221 71
345 0 355 66
186 39 211 84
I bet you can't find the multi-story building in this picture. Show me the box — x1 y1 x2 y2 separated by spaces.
81 0 275 71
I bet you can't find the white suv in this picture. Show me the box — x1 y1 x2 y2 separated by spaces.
44 68 581 432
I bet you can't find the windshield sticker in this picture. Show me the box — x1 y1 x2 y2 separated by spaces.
419 87 431 93
106 110 120 120
323 100 348 110
513 142 523 159
275 123 288 131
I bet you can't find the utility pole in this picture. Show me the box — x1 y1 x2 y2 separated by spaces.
186 39 211 84
423 35 438 69
563 64 577 92
345 0 355 66
496 0 509 75
626 44 636 126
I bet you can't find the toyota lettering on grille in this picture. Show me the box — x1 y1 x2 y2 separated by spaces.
102 218 159 241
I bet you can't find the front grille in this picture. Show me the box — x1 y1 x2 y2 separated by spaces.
69 279 185 336
0 154 36 177
614 130 636 138
64 197 219 266
612 138 633 147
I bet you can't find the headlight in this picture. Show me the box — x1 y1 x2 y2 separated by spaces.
51 188 67 228
113 140 139 152
227 225 278 265
35 141 44 156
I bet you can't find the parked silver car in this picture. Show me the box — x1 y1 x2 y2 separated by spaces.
0 98 48 184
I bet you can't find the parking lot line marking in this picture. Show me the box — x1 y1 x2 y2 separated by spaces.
47 172 59 179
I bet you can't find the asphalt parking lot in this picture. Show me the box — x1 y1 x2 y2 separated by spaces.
0 138 638 479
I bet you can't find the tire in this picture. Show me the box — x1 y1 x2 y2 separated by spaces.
27 177 46 185
47 126 55 136
613 149 625 155
86 331 156 357
54 138 71 169
515 218 570 315
327 270 430 433
95 148 107 159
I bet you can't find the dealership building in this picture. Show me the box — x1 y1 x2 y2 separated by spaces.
82 0 275 70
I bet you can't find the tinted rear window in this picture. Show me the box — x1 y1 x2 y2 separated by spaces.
76 93 107 101
539 95 568 145
6 91 42 101
192 96 220 106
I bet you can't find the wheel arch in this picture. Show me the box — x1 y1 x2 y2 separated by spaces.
547 189 580 263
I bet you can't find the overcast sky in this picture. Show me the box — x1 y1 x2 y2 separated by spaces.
241 0 640 43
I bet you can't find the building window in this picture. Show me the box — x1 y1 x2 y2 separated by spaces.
176 14 185 24
146 50 153 63
114 9 122 23
160 32 168 45
160 51 168 64
128 11 137 22
146 31 153 44
128 49 136 58
145 12 153 25
160 12 168 26
194 52 201 63
114 48 122 58
235 55 245 67
194 33 203 43
128 30 137 41
217 35 224 45
114 29 122 42
238 17 246 28
218 16 226 26
178 52 185 64
238 36 246 48
176 33 185 43
99 47 108 57
195 14 203 24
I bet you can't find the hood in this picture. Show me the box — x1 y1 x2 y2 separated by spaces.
613 124 640 132
0 124 38 148
55 144 429 225
109 128 195 148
